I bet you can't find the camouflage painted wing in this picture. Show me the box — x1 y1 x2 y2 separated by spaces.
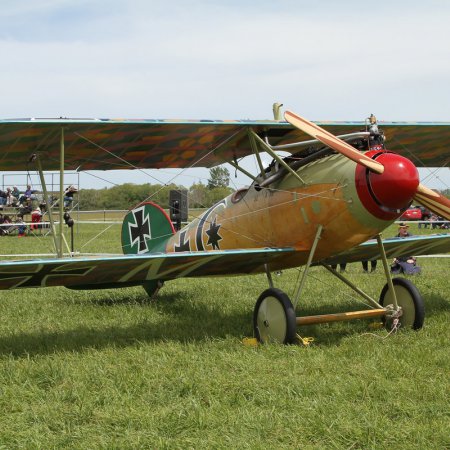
321 234 450 266
0 119 448 170
0 248 294 291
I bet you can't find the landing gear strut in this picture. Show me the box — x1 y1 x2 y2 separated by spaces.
253 232 425 344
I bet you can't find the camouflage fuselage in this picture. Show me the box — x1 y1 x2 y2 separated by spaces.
165 154 392 271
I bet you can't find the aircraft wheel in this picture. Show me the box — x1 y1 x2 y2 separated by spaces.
253 288 297 344
379 278 425 330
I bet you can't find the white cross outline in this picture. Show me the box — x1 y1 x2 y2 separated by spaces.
128 205 152 254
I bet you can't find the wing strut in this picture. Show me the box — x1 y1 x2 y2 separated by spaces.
34 127 68 258
249 129 306 186
35 155 60 256
59 127 65 257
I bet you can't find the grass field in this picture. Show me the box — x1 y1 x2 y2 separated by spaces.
0 223 448 448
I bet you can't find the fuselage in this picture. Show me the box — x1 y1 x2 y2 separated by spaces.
164 151 413 271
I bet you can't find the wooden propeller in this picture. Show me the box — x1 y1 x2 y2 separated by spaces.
285 110 450 220
284 110 384 174
414 184 450 220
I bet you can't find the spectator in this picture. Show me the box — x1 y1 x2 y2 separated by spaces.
331 263 347 272
64 185 78 208
31 206 42 230
6 187 18 206
391 256 421 275
14 214 27 237
0 189 6 206
391 222 421 274
19 185 37 205
11 186 20 200
19 199 32 215
0 213 4 235
397 223 411 238
16 214 27 237
430 214 439 230
2 215 13 234
362 260 377 272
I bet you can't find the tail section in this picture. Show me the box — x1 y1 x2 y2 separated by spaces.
121 202 175 254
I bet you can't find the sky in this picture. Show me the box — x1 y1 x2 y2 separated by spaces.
0 0 449 191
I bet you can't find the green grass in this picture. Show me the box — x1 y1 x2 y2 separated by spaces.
0 223 448 448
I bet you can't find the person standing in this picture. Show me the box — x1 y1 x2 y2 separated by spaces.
362 260 377 272
64 185 78 208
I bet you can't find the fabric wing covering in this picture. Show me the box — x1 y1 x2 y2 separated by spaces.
0 119 449 171
321 234 450 266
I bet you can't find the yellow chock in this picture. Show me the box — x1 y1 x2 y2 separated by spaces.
296 334 314 346
369 322 384 330
242 337 259 347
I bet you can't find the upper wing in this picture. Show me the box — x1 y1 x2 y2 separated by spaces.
321 233 450 266
0 247 294 291
0 118 448 170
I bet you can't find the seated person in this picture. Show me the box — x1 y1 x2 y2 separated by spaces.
19 199 32 215
6 187 17 206
12 186 20 201
0 190 6 206
2 215 13 234
19 185 37 205
392 223 420 274
391 256 421 275
15 215 27 237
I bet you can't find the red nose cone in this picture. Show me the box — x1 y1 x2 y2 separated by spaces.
368 153 419 209
355 151 420 220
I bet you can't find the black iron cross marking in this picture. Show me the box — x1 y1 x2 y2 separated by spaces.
0 264 94 289
129 207 151 253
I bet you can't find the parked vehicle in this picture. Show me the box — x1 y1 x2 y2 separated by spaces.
399 206 422 221
418 205 431 220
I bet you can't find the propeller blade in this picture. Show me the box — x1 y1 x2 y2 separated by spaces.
284 110 384 174
414 183 450 220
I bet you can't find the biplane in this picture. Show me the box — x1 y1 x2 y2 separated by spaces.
0 106 449 344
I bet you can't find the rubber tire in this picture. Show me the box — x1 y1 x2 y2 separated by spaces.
253 288 297 344
379 277 425 330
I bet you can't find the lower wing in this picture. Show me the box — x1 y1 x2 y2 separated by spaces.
0 248 294 291
321 233 450 265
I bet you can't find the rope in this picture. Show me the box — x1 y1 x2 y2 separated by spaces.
73 132 166 185
79 223 116 251
357 318 400 340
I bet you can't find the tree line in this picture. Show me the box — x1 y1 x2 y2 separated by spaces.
77 167 233 210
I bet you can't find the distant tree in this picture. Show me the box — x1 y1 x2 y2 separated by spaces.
77 182 184 210
188 182 233 208
207 167 230 189
76 180 234 211
189 182 208 208
207 186 233 205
